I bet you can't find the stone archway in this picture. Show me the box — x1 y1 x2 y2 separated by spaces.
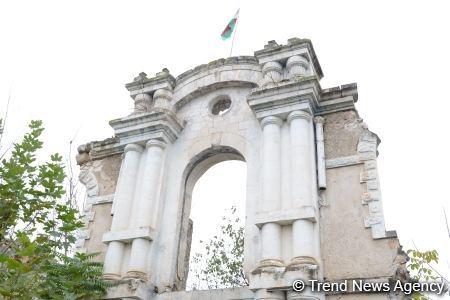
76 38 405 300
176 146 245 289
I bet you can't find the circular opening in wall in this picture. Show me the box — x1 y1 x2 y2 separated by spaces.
211 97 232 116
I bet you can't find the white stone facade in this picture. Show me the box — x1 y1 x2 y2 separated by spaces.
76 38 407 299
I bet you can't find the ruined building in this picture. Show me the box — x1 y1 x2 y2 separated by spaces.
76 38 407 299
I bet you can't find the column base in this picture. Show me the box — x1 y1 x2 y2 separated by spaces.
105 277 148 300
258 258 285 269
250 262 287 290
285 256 319 282
254 289 285 300
287 290 322 300
287 256 318 269
102 273 121 281
123 270 149 281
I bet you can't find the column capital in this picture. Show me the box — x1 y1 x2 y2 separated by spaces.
146 139 167 149
286 55 309 71
287 110 312 124
153 88 173 101
261 115 283 128
262 61 283 75
124 143 144 154
133 93 152 114
313 116 325 124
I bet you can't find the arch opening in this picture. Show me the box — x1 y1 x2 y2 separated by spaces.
178 147 247 291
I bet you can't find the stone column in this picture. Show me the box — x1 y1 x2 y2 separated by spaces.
126 237 151 279
287 111 317 267
103 143 144 280
259 116 284 268
103 241 125 280
314 117 326 190
126 139 166 279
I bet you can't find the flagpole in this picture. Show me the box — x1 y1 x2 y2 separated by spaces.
229 12 239 57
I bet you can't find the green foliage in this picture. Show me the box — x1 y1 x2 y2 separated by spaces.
406 249 446 300
0 120 108 299
39 252 111 300
189 206 248 290
407 249 439 282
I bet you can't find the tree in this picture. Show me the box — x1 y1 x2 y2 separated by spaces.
407 248 449 300
188 206 248 290
0 120 108 299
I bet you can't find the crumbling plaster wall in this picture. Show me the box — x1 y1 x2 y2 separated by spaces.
323 110 364 160
321 165 399 280
77 154 121 260
320 110 401 282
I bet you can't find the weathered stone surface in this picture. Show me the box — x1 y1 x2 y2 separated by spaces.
321 165 399 281
76 37 404 300
84 203 113 261
323 110 365 159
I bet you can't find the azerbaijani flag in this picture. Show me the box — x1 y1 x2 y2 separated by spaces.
221 9 239 40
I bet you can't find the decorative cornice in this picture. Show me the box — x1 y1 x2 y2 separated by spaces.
102 226 156 244
126 69 175 95
89 138 122 161
254 38 323 79
254 206 317 228
110 110 184 145
316 83 358 115
248 76 320 121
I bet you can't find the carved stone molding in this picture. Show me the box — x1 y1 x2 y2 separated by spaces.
153 88 174 112
133 93 152 115
79 164 99 197
76 143 92 165
261 61 283 87
76 163 102 253
325 155 360 169
286 55 309 79
357 127 388 239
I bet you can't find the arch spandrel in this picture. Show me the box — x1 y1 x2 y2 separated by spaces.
172 61 263 112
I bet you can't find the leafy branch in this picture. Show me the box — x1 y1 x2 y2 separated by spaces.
188 206 248 290
0 120 108 299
